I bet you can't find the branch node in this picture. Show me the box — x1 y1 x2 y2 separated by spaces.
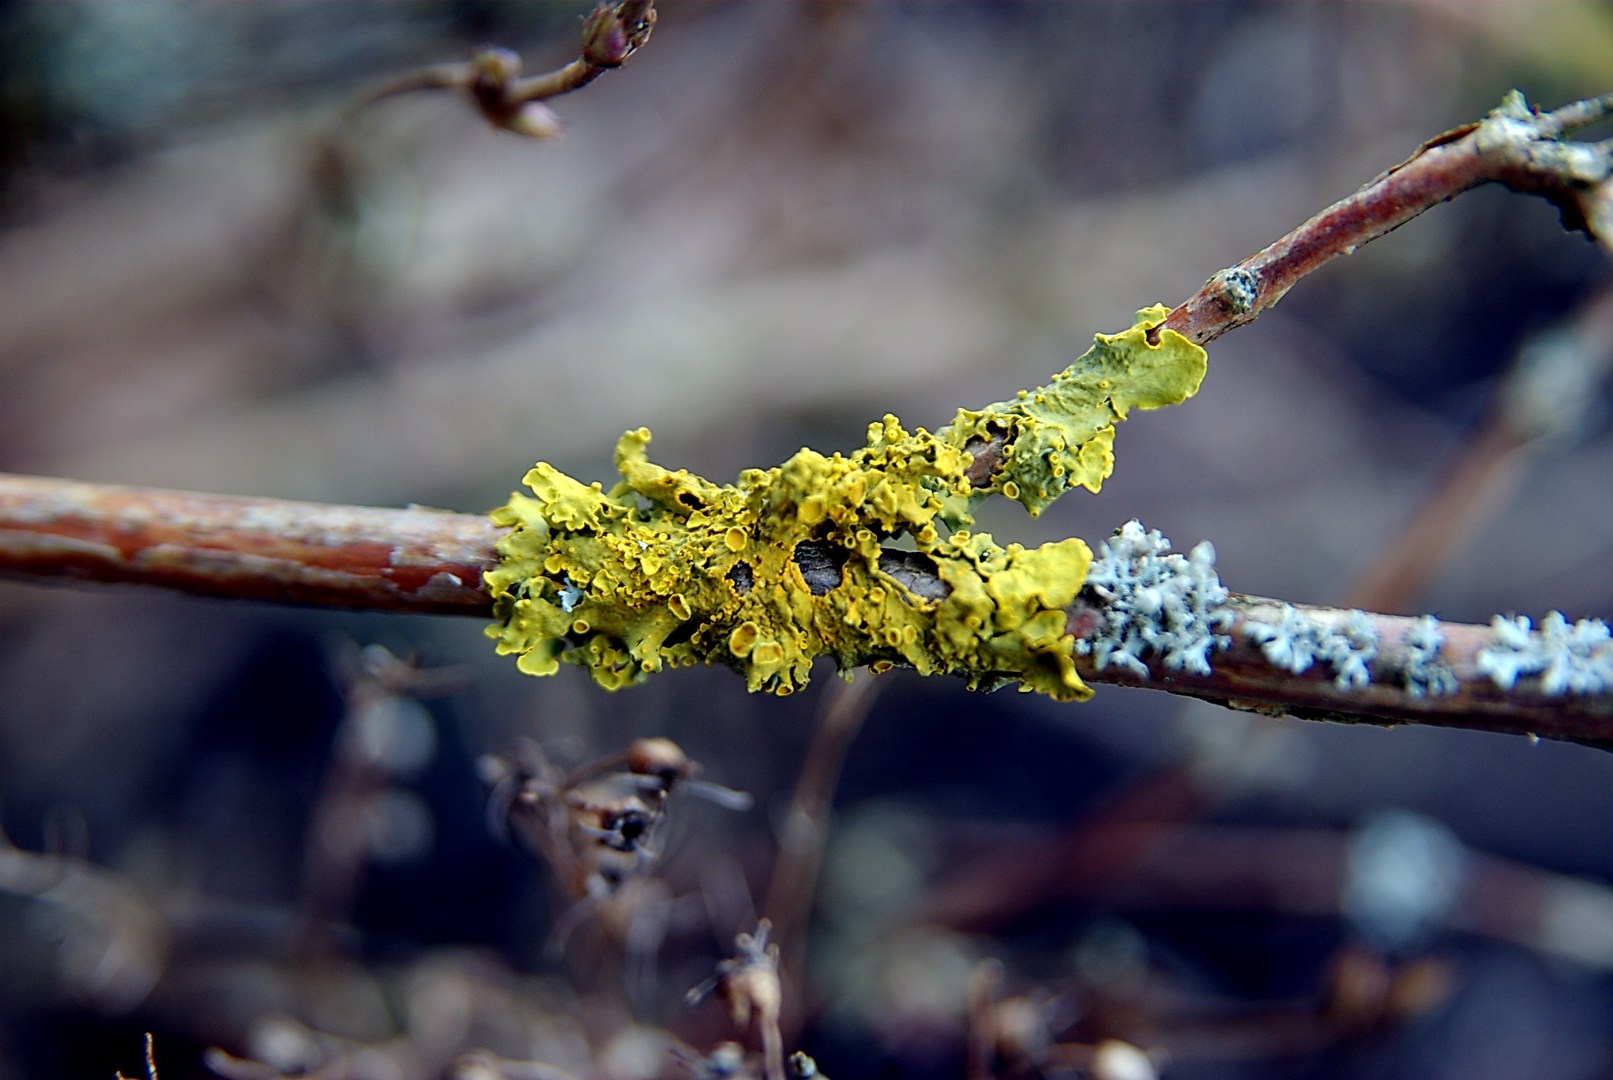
1207 267 1261 315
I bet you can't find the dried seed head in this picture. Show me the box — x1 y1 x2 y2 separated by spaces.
688 920 783 1030
627 736 693 785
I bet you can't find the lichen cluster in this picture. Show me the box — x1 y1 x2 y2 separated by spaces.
1074 520 1231 677
486 307 1207 699
1400 615 1458 698
1245 605 1380 690
941 307 1210 517
1478 612 1613 695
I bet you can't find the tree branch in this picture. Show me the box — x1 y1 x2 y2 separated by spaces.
2 474 1611 746
1092 596 1613 749
344 0 657 138
1163 91 1613 347
961 90 1613 534
0 474 498 616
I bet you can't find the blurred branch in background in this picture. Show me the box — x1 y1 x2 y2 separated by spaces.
1351 280 1613 613
343 0 657 139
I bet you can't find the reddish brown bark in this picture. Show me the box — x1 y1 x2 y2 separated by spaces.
0 474 500 615
1161 93 1613 347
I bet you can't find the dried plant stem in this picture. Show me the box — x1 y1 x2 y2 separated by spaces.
764 673 881 1039
3 473 1611 745
1162 92 1613 347
344 0 657 136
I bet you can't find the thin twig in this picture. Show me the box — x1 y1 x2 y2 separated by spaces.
342 0 657 137
1162 91 1613 347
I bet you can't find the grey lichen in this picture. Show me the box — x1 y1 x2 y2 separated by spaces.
1208 267 1260 315
556 573 585 614
1476 612 1613 695
1244 605 1380 690
1400 614 1458 698
1074 520 1232 678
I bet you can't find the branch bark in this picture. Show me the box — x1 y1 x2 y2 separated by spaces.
1089 596 1613 749
1162 91 1613 347
0 474 498 616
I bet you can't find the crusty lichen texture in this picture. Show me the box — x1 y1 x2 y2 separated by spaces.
486 306 1207 700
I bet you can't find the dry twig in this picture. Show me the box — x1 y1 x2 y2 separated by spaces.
345 0 657 137
1163 91 1613 348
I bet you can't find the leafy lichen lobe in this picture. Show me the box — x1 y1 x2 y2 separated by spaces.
945 304 1207 515
486 307 1206 699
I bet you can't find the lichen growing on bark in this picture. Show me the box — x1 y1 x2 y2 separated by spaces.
486 307 1207 699
942 304 1209 516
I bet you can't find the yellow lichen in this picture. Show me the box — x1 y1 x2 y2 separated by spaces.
943 304 1207 516
486 307 1206 699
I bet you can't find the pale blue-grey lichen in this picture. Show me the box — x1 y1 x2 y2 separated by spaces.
1208 267 1260 315
1399 614 1458 698
1244 605 1379 690
1476 612 1613 695
1074 520 1232 678
556 573 585 614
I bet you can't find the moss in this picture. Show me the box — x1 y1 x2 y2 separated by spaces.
486 307 1206 699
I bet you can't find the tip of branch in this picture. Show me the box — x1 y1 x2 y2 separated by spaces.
582 1 657 68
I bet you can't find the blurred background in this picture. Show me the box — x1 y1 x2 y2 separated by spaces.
2 2 1612 1078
